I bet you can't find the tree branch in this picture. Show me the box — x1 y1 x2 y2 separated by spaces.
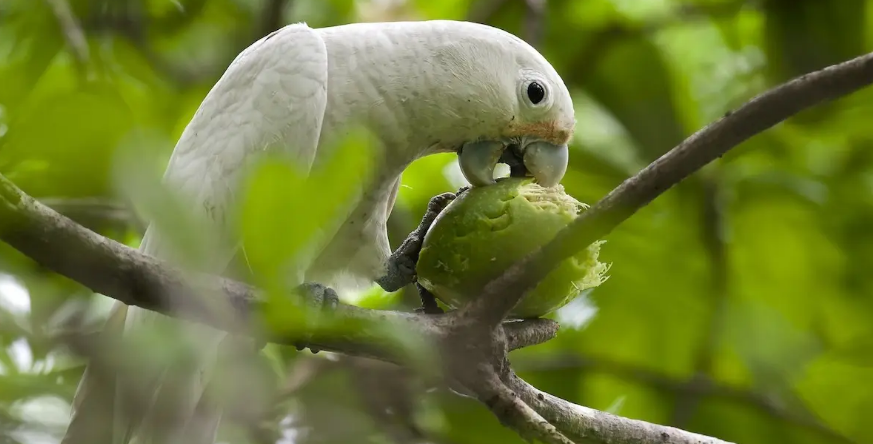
0 173 429 360
522 0 547 48
504 319 559 350
0 175 551 358
258 0 289 37
461 50 873 327
514 354 856 444
480 371 574 444
466 0 510 23
507 372 732 444
670 178 729 427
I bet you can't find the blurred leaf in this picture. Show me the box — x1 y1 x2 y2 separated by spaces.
796 354 873 443
763 0 865 81
0 0 63 114
2 82 134 197
240 126 376 290
583 35 685 161
763 0 866 123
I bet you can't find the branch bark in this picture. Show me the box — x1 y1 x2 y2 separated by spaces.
461 50 873 327
508 372 729 444
482 371 574 444
514 354 856 444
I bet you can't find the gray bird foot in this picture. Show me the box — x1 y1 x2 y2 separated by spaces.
413 283 444 315
376 191 458 293
292 282 339 354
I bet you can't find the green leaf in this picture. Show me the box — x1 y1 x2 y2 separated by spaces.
583 36 686 161
239 126 377 291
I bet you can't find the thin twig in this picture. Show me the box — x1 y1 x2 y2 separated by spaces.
670 178 729 427
522 0 547 48
43 0 90 74
258 0 289 38
81 0 232 87
461 50 873 327
466 0 510 23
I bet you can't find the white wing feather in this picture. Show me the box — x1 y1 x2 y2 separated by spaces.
64 23 329 444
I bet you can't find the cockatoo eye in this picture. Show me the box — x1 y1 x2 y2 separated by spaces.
527 81 546 105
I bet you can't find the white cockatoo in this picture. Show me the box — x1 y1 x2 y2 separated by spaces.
63 20 575 444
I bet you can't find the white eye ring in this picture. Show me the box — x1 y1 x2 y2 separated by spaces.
518 71 552 110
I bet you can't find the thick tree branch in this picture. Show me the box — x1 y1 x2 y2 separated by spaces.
0 175 550 358
0 173 429 360
461 50 873 327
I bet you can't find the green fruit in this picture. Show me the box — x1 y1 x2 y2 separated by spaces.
416 178 609 318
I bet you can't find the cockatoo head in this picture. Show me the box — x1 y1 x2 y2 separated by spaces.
425 22 575 188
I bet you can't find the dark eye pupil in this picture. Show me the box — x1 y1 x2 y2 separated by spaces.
527 82 545 104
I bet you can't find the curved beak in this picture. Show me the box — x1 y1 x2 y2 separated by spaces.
458 140 505 187
458 140 569 188
522 141 568 188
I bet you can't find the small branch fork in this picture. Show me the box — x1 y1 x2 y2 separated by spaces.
2 50 873 444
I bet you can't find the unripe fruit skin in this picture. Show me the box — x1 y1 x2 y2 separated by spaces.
416 178 608 318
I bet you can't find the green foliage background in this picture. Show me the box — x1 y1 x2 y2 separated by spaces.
2 0 873 443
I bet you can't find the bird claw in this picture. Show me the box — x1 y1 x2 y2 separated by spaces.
292 282 339 354
376 191 458 293
413 283 444 315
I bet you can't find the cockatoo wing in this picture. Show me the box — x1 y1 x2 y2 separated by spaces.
62 23 329 444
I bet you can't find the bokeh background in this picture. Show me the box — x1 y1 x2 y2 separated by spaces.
2 0 873 443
